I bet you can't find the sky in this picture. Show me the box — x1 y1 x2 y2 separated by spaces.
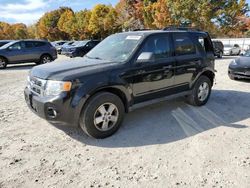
0 0 250 25
0 0 119 25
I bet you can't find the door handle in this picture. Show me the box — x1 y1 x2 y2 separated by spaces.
163 65 172 69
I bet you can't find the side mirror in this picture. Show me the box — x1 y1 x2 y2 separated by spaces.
136 52 154 63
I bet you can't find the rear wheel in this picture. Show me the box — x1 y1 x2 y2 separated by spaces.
186 76 212 106
38 54 52 64
0 57 7 69
79 92 125 139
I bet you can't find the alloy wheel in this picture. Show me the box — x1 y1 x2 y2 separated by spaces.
42 56 51 64
198 82 209 102
93 103 119 131
0 58 6 68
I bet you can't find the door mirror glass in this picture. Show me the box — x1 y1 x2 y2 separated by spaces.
136 52 154 63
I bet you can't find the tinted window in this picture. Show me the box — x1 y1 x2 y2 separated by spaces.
25 41 34 48
140 35 171 59
9 42 25 50
34 42 46 47
196 35 213 53
173 33 196 56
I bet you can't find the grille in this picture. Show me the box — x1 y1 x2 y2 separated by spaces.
29 76 46 96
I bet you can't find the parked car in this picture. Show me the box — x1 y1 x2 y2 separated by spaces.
0 40 12 47
0 40 57 69
51 41 67 47
212 40 224 58
224 44 241 56
228 50 250 80
61 40 100 57
57 41 74 54
24 28 215 138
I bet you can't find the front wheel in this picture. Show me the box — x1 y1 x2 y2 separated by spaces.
80 92 125 139
0 57 7 69
186 76 212 106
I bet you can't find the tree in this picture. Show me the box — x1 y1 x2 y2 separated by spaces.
88 4 118 39
36 7 72 40
12 23 29 39
0 22 14 39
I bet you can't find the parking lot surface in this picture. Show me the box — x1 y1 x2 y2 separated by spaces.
0 56 250 187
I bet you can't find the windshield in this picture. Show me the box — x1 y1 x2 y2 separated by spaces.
72 41 88 47
224 44 232 48
0 41 17 49
86 33 143 62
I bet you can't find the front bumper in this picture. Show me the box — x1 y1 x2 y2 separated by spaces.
224 51 231 55
228 68 250 79
24 87 80 127
61 51 76 57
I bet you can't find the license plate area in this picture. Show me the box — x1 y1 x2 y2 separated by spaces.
29 94 37 112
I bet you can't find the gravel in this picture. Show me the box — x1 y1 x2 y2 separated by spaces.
0 56 249 188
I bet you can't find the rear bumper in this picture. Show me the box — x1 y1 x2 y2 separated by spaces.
24 87 81 127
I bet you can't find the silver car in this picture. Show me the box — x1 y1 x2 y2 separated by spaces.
0 40 57 69
223 44 241 56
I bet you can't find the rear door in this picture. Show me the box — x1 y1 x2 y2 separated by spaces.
23 41 38 61
132 34 175 103
173 32 204 91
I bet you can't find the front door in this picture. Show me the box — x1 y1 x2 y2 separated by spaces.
131 34 175 103
7 42 28 62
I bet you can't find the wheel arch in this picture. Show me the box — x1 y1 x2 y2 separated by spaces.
191 69 215 88
0 55 9 62
40 53 52 60
87 86 131 113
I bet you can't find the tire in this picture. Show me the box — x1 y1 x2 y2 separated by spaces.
217 51 223 58
0 57 7 69
186 76 212 106
79 92 125 139
237 51 241 56
38 54 52 64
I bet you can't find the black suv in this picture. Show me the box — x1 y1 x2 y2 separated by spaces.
61 40 100 58
212 40 224 58
0 40 57 69
24 28 215 138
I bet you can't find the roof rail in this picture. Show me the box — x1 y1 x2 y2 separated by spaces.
163 26 202 32
132 28 151 31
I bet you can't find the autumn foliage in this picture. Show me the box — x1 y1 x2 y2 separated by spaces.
0 0 249 41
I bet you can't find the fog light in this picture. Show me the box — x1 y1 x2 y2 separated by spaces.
47 107 57 118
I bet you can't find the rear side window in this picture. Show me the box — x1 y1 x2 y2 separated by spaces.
140 34 171 60
25 41 34 48
173 33 196 56
196 35 213 53
34 42 46 47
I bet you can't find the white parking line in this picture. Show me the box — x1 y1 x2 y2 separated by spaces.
188 105 226 126
172 105 227 137
172 108 204 137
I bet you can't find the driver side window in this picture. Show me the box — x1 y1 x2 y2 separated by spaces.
9 42 24 50
140 35 171 60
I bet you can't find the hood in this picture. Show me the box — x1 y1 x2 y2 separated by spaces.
233 56 250 67
30 57 118 80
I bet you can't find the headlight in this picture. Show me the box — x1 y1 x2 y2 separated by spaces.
45 80 72 96
27 75 31 89
230 59 237 66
